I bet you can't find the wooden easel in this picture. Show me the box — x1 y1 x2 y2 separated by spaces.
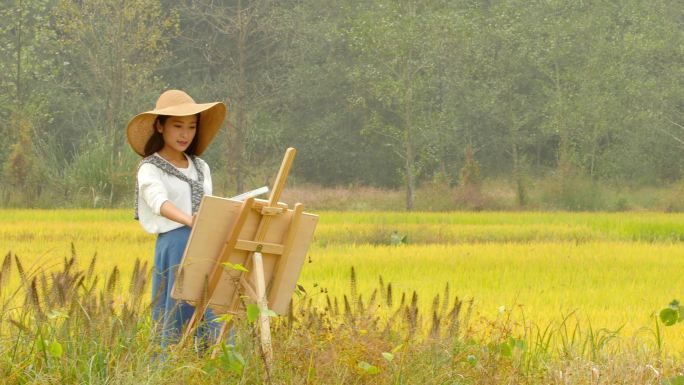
180 147 302 364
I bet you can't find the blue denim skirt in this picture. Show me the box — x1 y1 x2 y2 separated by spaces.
151 226 219 348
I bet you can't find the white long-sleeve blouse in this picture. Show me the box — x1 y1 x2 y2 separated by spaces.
136 152 212 234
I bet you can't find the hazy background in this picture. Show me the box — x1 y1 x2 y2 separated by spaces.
0 0 681 210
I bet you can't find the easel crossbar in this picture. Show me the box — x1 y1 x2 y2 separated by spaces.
234 240 284 255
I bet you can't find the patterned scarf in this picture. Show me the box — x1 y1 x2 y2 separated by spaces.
134 154 205 220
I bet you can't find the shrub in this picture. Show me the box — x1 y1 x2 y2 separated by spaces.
453 148 490 210
65 135 136 208
2 116 46 207
539 171 605 211
415 171 454 211
660 182 684 212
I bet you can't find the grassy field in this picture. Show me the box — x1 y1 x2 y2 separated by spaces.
2 209 684 383
2 210 684 336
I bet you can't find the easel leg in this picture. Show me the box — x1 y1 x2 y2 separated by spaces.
180 307 203 346
254 252 273 364
181 198 254 348
180 277 210 346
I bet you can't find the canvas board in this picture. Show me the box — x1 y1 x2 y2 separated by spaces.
171 195 318 315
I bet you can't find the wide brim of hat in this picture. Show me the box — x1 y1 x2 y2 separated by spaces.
126 102 226 156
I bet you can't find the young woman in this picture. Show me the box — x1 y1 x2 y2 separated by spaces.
126 89 227 348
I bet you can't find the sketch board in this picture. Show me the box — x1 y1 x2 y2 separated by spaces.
171 195 318 315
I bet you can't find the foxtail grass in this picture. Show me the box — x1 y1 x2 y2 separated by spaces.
1 250 683 384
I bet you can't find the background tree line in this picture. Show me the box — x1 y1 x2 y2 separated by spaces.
0 0 681 210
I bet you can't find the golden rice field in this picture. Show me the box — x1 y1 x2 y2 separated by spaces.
2 209 684 353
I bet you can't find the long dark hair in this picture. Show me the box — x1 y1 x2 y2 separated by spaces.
143 114 202 157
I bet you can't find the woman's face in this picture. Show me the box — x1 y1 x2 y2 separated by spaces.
158 115 197 154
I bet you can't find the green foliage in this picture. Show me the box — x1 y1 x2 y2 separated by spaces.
498 337 527 358
246 303 260 323
166 0 289 194
357 360 380 375
342 0 446 209
390 231 407 246
660 183 684 212
205 344 246 376
664 376 684 385
453 148 491 210
0 0 682 207
659 300 684 326
65 134 136 207
539 172 605 211
459 148 481 189
245 303 277 323
223 262 249 273
2 116 45 206
415 171 455 211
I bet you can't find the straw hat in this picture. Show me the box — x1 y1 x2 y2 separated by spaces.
126 90 227 156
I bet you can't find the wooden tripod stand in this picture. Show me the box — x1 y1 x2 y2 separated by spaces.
173 147 317 363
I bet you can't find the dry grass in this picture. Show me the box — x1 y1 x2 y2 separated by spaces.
279 179 684 212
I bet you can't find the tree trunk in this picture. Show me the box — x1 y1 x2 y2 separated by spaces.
15 0 22 138
553 59 572 178
512 141 526 207
405 129 415 211
403 2 416 211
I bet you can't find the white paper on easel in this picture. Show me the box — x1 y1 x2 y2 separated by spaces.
230 186 269 201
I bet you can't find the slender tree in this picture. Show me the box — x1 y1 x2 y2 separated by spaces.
166 0 288 194
344 0 439 210
52 0 177 205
